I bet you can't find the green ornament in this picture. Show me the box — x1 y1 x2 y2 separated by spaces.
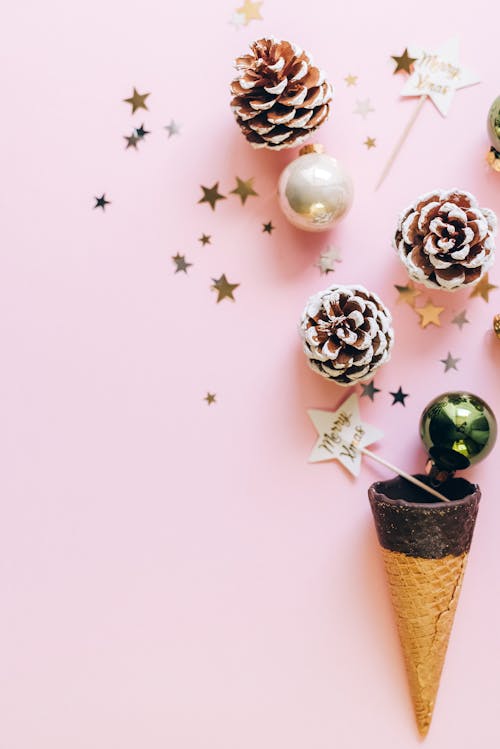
488 95 500 152
420 392 497 472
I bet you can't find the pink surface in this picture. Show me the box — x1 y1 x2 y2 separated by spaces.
2 1 500 746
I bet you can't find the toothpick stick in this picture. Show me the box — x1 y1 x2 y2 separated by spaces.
360 446 450 502
375 95 427 191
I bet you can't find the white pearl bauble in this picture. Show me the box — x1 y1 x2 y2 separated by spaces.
277 144 353 232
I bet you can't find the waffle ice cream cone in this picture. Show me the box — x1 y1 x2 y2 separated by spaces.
368 475 480 737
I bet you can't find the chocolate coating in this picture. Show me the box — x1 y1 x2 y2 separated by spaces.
368 475 480 559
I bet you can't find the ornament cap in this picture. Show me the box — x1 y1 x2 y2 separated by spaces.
298 143 325 156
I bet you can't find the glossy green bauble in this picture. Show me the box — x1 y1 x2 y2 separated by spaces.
488 96 500 151
420 392 497 472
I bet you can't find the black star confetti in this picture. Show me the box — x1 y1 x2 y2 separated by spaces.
262 221 275 234
360 381 381 401
199 183 226 211
135 123 150 139
172 254 192 274
390 387 409 406
94 194 110 210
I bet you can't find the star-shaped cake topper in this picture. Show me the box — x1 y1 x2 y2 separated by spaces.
307 393 383 477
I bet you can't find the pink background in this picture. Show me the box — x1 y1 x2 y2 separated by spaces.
2 1 499 746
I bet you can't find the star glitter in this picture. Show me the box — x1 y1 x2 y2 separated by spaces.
390 387 409 406
135 123 150 139
198 183 226 211
391 48 418 74
172 254 192 274
94 194 111 210
415 300 445 328
441 352 460 372
211 274 240 302
262 221 275 234
360 381 381 401
345 74 358 86
165 120 181 137
470 274 498 302
353 99 375 118
395 282 420 306
204 392 216 405
123 87 150 114
124 132 139 149
451 310 470 330
315 245 342 275
364 136 376 149
230 177 258 205
198 234 211 246
236 0 263 24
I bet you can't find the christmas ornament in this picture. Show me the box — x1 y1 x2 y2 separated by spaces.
394 188 497 291
493 313 500 338
377 38 480 188
368 391 496 737
278 144 353 231
299 284 394 385
486 95 500 172
230 38 333 150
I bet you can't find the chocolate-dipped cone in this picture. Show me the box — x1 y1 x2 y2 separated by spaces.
368 475 480 737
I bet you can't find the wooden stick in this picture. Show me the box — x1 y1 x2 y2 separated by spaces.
360 446 450 502
375 95 427 191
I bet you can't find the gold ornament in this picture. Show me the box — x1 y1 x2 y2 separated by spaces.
493 313 500 338
277 144 353 232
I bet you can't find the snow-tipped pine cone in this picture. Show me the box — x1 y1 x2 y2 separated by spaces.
230 38 333 150
299 284 394 385
394 189 497 291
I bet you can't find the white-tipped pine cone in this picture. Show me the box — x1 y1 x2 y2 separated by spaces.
299 284 394 385
230 37 333 150
394 188 497 291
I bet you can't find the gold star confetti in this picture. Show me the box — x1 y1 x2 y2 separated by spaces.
204 392 216 405
364 136 376 149
94 194 110 210
451 310 469 329
236 0 262 24
395 282 420 306
315 245 342 275
263 220 275 234
230 177 258 205
391 48 418 74
211 274 240 302
441 352 460 372
345 74 358 86
198 183 226 211
415 300 445 328
123 87 150 114
124 132 139 150
198 234 211 246
353 98 375 118
172 254 192 274
470 274 498 302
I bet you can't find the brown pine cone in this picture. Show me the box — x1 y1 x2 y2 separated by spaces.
299 284 394 385
230 37 333 150
394 189 497 291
